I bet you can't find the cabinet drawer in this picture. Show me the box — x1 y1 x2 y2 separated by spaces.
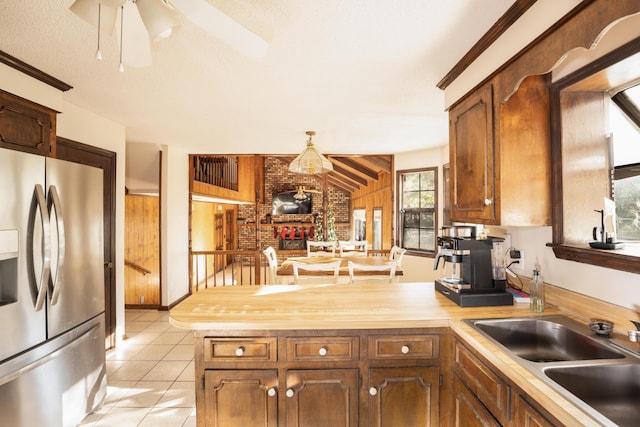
203 337 277 362
368 334 439 359
286 337 359 361
453 339 509 424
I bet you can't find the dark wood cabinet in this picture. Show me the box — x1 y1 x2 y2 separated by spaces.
449 83 496 223
448 75 551 226
194 328 448 427
368 366 440 426
452 373 501 427
452 336 560 427
0 90 57 156
204 369 278 427
285 369 359 427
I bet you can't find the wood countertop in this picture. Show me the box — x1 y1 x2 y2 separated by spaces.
169 282 604 426
169 282 535 330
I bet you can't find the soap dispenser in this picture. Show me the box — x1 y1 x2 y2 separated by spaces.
530 261 544 312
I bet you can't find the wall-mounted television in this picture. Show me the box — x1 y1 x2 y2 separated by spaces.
272 192 312 215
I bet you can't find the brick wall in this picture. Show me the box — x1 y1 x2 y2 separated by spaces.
238 157 351 250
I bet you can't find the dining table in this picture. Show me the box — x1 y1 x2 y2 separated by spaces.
277 255 403 277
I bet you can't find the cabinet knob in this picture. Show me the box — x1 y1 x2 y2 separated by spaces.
484 198 492 206
318 347 328 356
401 345 410 354
286 389 295 398
267 388 277 397
235 346 245 356
369 387 378 396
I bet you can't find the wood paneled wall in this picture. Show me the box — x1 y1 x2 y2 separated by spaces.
350 170 394 249
124 194 160 306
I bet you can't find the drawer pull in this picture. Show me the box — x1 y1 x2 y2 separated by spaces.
235 346 245 357
318 347 328 356
267 388 277 397
401 345 410 354
286 389 295 398
369 387 378 396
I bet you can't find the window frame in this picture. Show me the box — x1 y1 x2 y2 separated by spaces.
395 167 438 255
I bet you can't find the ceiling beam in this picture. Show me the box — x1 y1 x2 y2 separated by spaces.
330 156 380 181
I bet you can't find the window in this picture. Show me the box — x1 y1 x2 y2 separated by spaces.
611 83 640 242
396 167 438 253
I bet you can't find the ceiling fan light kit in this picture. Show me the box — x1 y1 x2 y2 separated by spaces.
289 131 334 175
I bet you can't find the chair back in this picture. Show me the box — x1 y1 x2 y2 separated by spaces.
307 241 337 257
292 260 341 284
339 240 368 257
389 246 407 267
348 260 397 284
263 246 279 284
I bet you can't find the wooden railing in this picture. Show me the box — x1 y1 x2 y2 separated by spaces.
190 249 391 291
125 259 151 276
192 155 239 191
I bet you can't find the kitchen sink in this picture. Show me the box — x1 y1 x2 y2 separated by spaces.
544 363 640 427
469 316 624 362
465 315 640 426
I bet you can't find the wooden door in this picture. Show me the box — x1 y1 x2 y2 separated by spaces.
449 83 496 223
203 369 278 427
368 367 440 426
285 369 359 427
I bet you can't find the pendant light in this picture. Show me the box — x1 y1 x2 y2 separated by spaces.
289 131 333 175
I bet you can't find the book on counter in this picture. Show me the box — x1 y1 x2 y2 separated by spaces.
506 287 531 304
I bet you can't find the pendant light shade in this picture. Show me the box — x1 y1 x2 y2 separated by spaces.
289 131 333 175
70 0 124 35
136 0 179 41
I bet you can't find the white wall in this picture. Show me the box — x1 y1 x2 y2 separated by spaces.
160 145 190 305
0 62 128 339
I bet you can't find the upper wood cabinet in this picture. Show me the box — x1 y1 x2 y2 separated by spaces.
0 90 57 157
449 74 551 226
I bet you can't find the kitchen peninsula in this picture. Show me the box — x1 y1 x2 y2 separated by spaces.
170 282 605 426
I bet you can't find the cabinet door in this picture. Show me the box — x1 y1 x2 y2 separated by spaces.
285 369 359 427
513 395 556 427
368 367 440 427
452 374 501 427
203 369 278 427
449 83 496 223
0 91 56 156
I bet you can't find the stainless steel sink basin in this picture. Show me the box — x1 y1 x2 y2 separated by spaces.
464 315 640 426
470 317 624 362
544 364 640 427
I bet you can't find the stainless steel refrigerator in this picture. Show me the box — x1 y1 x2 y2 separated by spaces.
0 147 106 427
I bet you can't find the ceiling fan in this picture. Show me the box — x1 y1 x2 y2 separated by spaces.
69 0 268 70
293 186 322 200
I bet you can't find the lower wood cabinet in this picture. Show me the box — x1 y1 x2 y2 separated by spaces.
368 366 440 426
194 328 448 427
452 336 560 427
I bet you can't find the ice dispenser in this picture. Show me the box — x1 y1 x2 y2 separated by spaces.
0 230 18 306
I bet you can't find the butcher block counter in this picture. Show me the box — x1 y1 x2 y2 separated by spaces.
170 282 600 427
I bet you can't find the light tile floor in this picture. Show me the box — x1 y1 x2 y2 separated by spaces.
78 309 196 427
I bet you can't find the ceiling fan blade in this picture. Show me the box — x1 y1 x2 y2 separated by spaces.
116 2 152 68
169 0 268 58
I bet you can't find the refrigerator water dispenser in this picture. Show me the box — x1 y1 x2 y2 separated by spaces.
0 229 18 306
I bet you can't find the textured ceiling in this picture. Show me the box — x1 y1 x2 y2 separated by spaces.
0 0 513 155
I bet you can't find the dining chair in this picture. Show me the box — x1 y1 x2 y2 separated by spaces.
292 260 341 284
262 246 279 284
389 246 407 267
307 241 337 257
348 260 397 284
339 240 368 257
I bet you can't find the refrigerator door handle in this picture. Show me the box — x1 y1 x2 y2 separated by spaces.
47 185 65 306
27 184 51 312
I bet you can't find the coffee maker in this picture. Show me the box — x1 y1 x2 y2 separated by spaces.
433 227 513 307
